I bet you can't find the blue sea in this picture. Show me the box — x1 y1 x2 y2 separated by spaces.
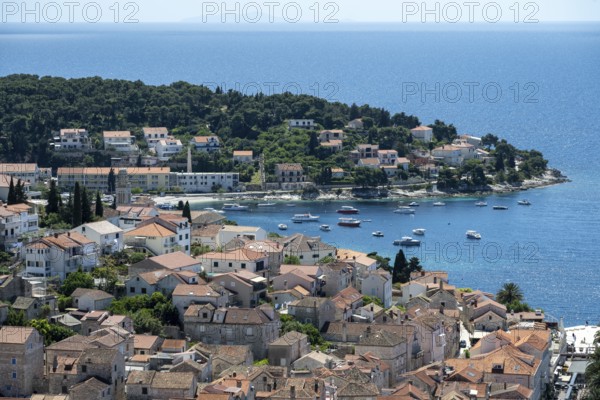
1 23 599 325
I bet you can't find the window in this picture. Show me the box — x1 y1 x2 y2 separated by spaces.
82 365 87 373
241 263 246 269
213 261 218 267
11 358 16 365
11 372 16 379
142 387 148 395
228 262 233 267
141 288 146 294
130 287 135 293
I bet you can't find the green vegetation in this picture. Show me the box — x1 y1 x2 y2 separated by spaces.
59 268 94 296
284 255 301 265
7 177 28 204
29 319 76 345
362 295 384 308
391 250 423 284
108 292 179 335
280 314 328 349
496 282 533 313
182 201 192 222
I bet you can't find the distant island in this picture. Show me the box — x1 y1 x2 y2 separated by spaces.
0 74 567 198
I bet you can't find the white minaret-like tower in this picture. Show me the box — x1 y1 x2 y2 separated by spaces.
187 147 192 173
116 168 131 206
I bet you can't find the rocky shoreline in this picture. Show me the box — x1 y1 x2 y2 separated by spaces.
156 170 569 204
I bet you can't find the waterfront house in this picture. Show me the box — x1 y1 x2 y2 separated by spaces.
142 127 169 148
184 304 280 359
71 220 124 255
288 119 316 130
274 163 305 189
53 128 92 151
378 149 398 166
57 167 171 192
155 138 183 161
103 130 137 152
0 326 44 397
217 225 267 246
171 172 240 193
274 234 336 266
233 150 253 163
410 126 433 142
190 135 221 152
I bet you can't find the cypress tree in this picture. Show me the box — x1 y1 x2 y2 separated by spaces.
182 201 192 223
47 179 60 214
107 168 116 193
7 177 16 205
392 249 408 284
73 182 82 227
15 179 26 203
81 187 92 223
95 191 104 217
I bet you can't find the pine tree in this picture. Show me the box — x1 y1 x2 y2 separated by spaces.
95 191 104 217
81 187 92 223
47 179 60 214
72 182 82 227
15 179 27 203
182 201 192 223
7 177 16 205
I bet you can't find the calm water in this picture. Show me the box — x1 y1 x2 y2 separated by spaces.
1 24 599 324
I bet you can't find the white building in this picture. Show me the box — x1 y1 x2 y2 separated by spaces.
124 215 191 255
142 127 169 148
53 129 92 151
0 203 38 251
360 270 393 308
190 136 221 153
233 150 253 163
71 221 124 255
410 126 434 142
288 119 316 130
217 225 267 247
0 175 33 203
0 164 41 184
23 232 98 280
172 172 240 193
198 248 269 276
103 131 138 153
432 143 476 166
155 138 183 161
378 150 398 166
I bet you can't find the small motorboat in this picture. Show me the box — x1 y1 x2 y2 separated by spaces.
204 207 225 214
158 203 176 210
475 201 487 207
394 236 421 246
257 202 276 207
493 205 508 210
361 219 372 222
394 206 416 214
278 224 288 230
412 228 426 236
517 200 531 206
291 213 320 222
433 202 446 206
372 231 384 237
222 203 249 211
320 224 331 232
337 206 359 214
409 202 420 207
466 230 481 239
338 218 361 227
286 203 296 207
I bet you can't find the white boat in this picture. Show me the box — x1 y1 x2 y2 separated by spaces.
493 205 508 210
409 202 420 207
291 213 320 222
361 219 372 222
320 224 331 231
412 228 426 236
466 230 481 240
433 202 446 206
338 218 361 227
257 202 276 207
337 206 359 214
372 231 384 237
286 203 296 207
204 207 226 214
475 201 487 207
394 236 421 246
222 203 249 211
394 206 416 214
278 224 288 230
517 199 531 206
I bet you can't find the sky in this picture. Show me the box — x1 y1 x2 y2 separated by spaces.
1 0 599 25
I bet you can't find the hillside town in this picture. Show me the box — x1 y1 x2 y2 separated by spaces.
0 127 589 400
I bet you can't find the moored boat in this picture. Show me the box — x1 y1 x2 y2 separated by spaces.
409 201 420 207
337 206 359 214
291 213 320 222
475 201 487 207
278 224 288 230
393 206 416 214
433 202 446 206
517 199 531 205
338 218 361 227
394 236 421 246
466 230 481 239
412 228 426 236
492 205 508 210
222 203 249 211
320 224 331 231
372 231 384 237
257 202 276 207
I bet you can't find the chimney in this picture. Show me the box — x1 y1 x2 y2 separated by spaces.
342 322 347 342
290 385 296 399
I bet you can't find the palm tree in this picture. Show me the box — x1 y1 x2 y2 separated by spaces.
496 282 524 305
585 346 600 399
